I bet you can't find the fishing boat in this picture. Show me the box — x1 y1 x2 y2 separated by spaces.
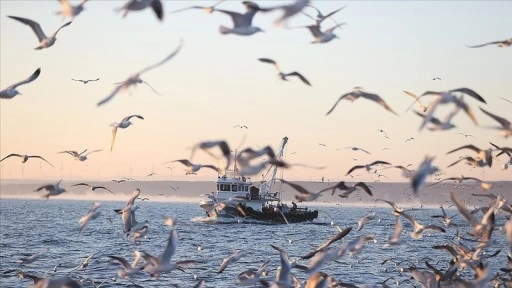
198 137 318 223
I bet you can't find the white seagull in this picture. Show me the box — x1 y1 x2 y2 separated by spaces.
215 1 266 36
0 68 41 99
59 149 102 161
0 153 53 167
411 156 439 196
72 78 99 84
167 159 221 175
218 250 247 274
258 58 311 86
8 16 71 50
110 115 144 151
79 202 101 234
301 23 346 44
97 39 182 106
56 0 88 19
326 87 397 116
35 180 67 199
108 251 142 279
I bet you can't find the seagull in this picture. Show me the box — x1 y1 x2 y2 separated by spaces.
110 115 144 151
385 165 415 179
342 147 371 154
417 88 486 131
431 205 457 228
0 153 53 167
279 179 326 202
59 149 102 161
141 229 200 278
447 156 487 169
357 212 376 231
79 202 101 234
234 125 248 129
71 183 116 195
169 0 224 14
400 211 445 239
384 216 404 247
72 78 99 84
117 0 164 21
457 132 475 138
467 38 511 48
479 107 512 138
346 160 391 175
446 144 492 168
108 251 142 279
300 22 346 44
35 180 67 199
113 77 162 95
326 181 373 198
97 39 182 106
167 159 221 175
411 155 439 196
218 250 246 274
326 87 397 116
258 58 311 86
0 68 41 99
189 140 231 171
215 1 266 36
56 0 88 19
432 77 442 81
8 16 71 50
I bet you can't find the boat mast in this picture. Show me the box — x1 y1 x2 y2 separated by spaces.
267 136 288 198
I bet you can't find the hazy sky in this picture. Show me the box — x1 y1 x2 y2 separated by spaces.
0 1 510 183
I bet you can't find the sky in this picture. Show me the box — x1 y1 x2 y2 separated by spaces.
0 1 511 183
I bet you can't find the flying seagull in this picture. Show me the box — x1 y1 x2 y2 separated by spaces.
56 0 88 19
167 159 221 175
0 153 53 167
110 115 144 151
8 16 71 50
302 4 346 26
258 58 311 86
466 38 511 48
261 0 310 27
446 144 492 168
300 22 346 44
97 39 182 106
0 68 41 99
117 0 164 21
326 87 397 116
113 78 162 95
71 183 115 195
35 180 67 199
169 0 224 15
346 160 391 175
59 149 102 161
215 1 266 36
72 78 99 84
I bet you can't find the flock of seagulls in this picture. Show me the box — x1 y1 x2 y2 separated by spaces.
1 0 511 287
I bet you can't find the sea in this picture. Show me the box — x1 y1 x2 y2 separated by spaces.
0 191 510 287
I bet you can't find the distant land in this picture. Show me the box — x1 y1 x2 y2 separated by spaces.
1 179 510 208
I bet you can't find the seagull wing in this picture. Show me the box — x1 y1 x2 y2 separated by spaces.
450 191 480 227
306 25 323 38
50 21 72 38
360 92 397 115
280 179 312 195
258 58 280 72
71 183 91 188
85 149 103 156
108 255 132 271
8 16 47 42
355 182 373 196
137 39 183 75
123 114 144 122
450 88 486 103
160 229 178 263
466 41 502 48
346 165 364 176
110 126 118 152
325 22 346 34
325 92 357 116
150 0 164 21
0 153 22 162
479 107 511 129
414 111 443 126
173 159 194 167
97 82 127 106
169 6 204 14
7 68 41 90
446 144 480 155
97 186 116 195
403 91 426 112
285 72 311 86
141 80 162 95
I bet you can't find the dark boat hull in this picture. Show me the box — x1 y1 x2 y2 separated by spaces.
238 205 318 223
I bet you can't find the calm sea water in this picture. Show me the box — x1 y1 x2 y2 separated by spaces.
0 198 508 287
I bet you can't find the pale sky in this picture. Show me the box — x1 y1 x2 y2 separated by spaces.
0 1 510 183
